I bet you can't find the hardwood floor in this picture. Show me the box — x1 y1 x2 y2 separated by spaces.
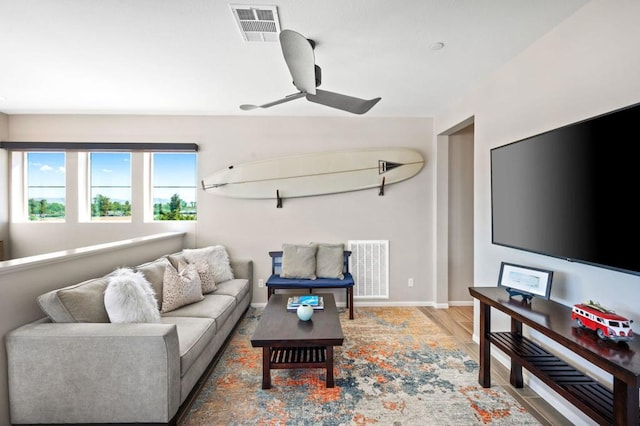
420 306 574 426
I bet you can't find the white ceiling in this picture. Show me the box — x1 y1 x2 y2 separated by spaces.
0 0 589 117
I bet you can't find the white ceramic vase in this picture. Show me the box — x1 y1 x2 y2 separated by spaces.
297 304 314 321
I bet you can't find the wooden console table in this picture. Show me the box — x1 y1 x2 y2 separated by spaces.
469 286 640 426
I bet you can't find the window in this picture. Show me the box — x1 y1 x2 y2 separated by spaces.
27 152 66 221
152 153 197 221
5 142 198 224
90 152 131 221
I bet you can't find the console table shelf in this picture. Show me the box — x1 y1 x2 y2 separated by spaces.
470 286 640 426
489 331 614 424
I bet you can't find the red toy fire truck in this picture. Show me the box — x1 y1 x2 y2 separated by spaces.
571 301 634 342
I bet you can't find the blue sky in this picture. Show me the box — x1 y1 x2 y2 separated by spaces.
152 153 197 204
28 152 197 204
28 152 65 202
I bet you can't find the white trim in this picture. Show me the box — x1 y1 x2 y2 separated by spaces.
448 300 474 307
0 232 184 274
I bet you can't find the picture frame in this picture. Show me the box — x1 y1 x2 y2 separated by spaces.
497 262 553 301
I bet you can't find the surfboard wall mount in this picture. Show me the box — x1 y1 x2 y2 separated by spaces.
274 179 385 208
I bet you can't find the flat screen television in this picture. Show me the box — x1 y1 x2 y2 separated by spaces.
491 102 640 277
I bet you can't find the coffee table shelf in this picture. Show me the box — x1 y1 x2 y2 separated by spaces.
270 346 327 368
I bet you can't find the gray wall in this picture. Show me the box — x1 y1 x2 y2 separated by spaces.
437 1 640 424
448 124 474 303
0 113 8 259
5 115 435 307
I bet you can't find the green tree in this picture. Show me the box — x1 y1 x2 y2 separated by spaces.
47 202 65 217
154 203 164 220
169 193 181 218
154 194 196 221
92 194 111 217
28 198 40 218
39 199 47 218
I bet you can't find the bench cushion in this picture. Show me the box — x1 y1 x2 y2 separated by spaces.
266 272 354 289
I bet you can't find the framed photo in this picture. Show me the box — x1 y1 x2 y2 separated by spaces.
497 262 553 300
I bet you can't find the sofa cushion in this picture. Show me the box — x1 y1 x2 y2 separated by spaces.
160 317 216 377
161 294 236 328
280 244 317 280
314 243 345 280
183 245 234 284
214 279 250 303
37 277 110 323
104 268 161 323
161 260 204 314
135 257 169 310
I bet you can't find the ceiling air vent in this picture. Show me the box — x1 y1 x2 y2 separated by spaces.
230 4 281 42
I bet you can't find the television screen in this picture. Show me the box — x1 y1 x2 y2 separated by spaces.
491 102 640 276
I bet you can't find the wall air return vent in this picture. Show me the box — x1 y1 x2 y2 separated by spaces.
230 4 281 42
348 240 390 299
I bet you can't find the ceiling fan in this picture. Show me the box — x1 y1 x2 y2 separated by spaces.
240 29 381 115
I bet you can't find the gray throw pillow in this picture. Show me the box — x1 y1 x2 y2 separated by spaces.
136 257 170 310
280 244 318 280
314 243 345 279
37 277 111 323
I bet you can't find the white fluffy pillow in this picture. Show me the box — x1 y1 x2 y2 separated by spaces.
104 268 161 323
183 245 234 283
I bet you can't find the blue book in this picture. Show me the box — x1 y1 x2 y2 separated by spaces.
287 296 324 311
296 295 319 306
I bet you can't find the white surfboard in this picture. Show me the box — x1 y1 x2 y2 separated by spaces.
201 147 424 199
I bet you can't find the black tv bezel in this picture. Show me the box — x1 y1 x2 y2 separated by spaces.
490 101 640 278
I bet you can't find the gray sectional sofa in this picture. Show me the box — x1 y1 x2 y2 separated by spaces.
5 247 253 425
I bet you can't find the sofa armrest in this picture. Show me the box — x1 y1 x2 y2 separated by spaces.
6 319 181 424
230 259 253 283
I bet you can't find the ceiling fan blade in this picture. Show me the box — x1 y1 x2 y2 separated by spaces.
306 89 381 114
280 29 316 95
240 92 306 111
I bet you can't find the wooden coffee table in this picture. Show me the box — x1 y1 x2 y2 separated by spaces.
250 293 344 389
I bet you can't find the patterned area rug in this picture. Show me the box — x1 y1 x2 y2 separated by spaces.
181 307 540 425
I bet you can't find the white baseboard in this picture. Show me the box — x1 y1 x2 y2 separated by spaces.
447 300 474 307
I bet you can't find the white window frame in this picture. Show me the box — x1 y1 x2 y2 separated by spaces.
87 151 132 222
5 142 198 224
149 152 198 222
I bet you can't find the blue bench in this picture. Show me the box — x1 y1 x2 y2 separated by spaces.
266 250 355 319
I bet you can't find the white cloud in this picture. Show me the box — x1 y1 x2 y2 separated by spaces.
58 166 66 173
102 168 113 173
40 165 53 172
